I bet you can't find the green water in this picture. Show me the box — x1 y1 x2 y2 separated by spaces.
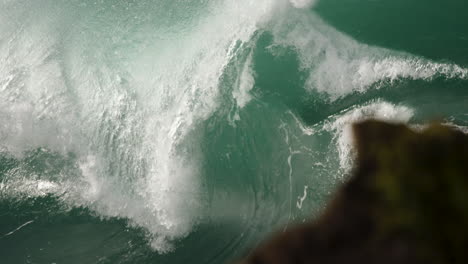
0 1 467 263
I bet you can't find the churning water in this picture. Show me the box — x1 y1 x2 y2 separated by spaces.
0 0 467 263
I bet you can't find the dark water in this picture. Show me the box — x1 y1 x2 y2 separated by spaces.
0 0 467 263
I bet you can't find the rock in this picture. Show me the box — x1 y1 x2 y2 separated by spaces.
240 120 468 264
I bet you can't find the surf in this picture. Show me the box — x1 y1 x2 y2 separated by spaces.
0 1 467 262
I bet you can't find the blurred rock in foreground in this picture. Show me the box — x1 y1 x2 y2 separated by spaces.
241 120 468 264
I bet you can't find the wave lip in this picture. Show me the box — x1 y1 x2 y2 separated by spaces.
268 11 468 100
0 0 297 253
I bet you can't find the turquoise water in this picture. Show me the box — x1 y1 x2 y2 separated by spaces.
0 0 467 263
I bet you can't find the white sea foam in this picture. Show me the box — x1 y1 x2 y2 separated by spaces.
233 52 255 108
296 185 308 209
269 11 468 100
289 0 318 9
0 0 291 252
0 175 65 198
444 123 468 134
324 101 414 172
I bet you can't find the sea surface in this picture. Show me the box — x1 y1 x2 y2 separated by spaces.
0 0 467 263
